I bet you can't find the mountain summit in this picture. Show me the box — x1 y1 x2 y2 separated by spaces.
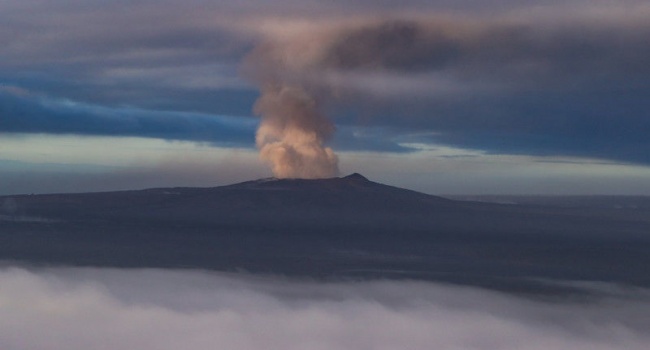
343 173 369 182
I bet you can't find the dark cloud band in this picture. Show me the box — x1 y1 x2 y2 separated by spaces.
0 89 256 146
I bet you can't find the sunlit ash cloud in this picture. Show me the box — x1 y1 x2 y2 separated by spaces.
242 9 650 173
246 34 340 179
252 84 339 179
1 267 649 350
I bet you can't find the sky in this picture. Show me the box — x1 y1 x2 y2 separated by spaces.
2 0 650 195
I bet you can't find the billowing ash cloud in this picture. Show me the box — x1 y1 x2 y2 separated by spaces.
243 10 650 164
2 267 650 350
246 38 340 178
253 84 338 178
319 20 460 73
256 12 650 91
244 19 450 178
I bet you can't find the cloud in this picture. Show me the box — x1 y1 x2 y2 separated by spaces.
0 0 257 114
0 87 257 145
0 87 413 155
1 266 649 350
2 0 650 164
248 9 650 163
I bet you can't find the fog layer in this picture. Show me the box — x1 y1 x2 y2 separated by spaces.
1 267 649 350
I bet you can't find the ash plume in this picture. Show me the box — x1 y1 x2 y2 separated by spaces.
245 12 650 175
253 84 338 179
245 18 464 179
246 32 340 179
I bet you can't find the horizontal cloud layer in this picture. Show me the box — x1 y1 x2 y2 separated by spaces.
0 88 411 153
0 87 256 146
1 266 650 350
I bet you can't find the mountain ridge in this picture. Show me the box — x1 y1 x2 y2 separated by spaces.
1 173 650 293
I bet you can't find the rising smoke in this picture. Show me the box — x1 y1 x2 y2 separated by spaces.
253 84 338 179
246 20 446 178
246 14 650 178
247 31 340 179
243 18 527 178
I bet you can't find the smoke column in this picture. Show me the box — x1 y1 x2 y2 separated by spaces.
245 18 516 178
244 24 344 179
253 83 338 178
246 19 450 178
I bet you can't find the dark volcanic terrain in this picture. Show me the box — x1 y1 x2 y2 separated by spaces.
1 174 649 293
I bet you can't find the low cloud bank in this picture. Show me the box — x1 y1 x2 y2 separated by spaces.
0 89 256 146
1 267 649 350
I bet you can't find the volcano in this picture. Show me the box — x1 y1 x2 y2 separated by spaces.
1 174 649 293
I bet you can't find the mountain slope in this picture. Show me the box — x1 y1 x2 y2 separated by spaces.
1 174 649 293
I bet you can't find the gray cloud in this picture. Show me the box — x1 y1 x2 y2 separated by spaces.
2 0 650 163
0 88 409 161
257 12 650 101
249 8 650 163
0 0 256 114
1 266 649 350
0 88 256 145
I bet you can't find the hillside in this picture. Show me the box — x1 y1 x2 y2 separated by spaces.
1 174 649 293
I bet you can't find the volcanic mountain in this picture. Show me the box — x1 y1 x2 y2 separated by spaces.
2 174 649 293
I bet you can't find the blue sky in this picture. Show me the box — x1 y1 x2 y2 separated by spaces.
2 0 650 194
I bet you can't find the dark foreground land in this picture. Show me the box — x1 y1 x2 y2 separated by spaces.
2 174 649 294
